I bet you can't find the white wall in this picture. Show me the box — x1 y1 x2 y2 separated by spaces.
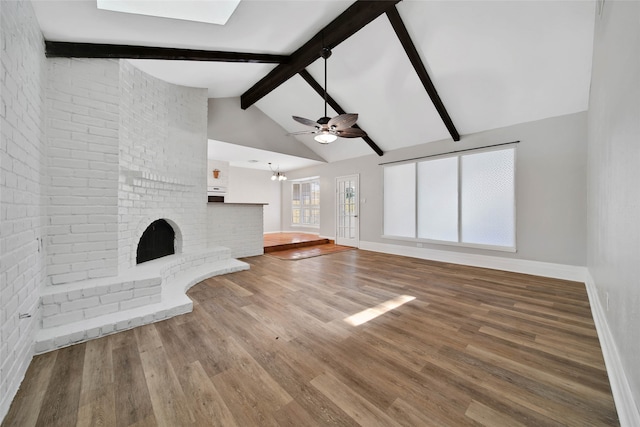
207 159 229 189
227 167 280 232
283 112 588 267
0 0 46 419
118 60 208 269
46 58 120 284
587 0 640 418
45 58 209 276
207 97 324 162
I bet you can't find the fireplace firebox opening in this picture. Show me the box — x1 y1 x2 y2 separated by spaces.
136 219 175 264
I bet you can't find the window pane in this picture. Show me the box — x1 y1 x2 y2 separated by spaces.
301 182 310 205
302 208 311 224
461 148 515 247
417 157 458 242
292 183 300 206
291 178 320 227
311 181 320 205
383 163 416 238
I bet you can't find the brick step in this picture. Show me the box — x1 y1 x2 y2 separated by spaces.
35 249 249 353
264 238 333 253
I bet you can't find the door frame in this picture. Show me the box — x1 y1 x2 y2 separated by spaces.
335 174 360 247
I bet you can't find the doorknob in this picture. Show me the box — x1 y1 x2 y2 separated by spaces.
354 215 358 218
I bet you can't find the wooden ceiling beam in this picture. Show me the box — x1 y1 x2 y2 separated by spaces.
298 69 384 157
240 0 401 110
385 6 461 141
45 41 287 63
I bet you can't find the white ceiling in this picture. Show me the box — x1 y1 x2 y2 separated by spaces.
32 0 596 166
207 139 324 172
96 0 241 25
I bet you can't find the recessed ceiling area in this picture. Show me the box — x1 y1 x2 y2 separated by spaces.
32 0 596 164
208 139 325 172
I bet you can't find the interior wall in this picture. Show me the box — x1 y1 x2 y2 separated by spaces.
46 58 120 284
283 112 588 267
587 0 640 413
227 167 281 233
207 159 229 190
118 60 208 269
0 0 46 420
207 97 324 162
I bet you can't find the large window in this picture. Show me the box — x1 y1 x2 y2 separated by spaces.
383 146 516 251
292 178 320 227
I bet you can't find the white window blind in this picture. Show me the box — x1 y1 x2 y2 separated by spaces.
417 156 458 242
383 163 416 238
383 146 516 251
461 149 515 247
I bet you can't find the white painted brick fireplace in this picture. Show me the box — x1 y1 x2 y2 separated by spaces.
34 58 254 353
2 3 264 412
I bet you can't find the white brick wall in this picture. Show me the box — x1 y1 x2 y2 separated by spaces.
0 15 258 418
118 60 208 269
40 277 162 328
34 246 244 353
44 57 208 280
46 58 120 284
207 204 264 258
0 0 46 420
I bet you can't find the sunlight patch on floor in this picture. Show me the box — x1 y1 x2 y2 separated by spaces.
344 295 416 326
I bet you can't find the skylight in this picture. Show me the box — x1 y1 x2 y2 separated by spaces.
96 0 241 25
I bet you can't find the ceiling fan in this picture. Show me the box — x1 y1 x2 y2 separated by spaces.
288 47 367 144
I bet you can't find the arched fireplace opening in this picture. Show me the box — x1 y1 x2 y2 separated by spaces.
137 219 175 264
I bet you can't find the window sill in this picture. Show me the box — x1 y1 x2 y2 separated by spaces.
291 224 320 229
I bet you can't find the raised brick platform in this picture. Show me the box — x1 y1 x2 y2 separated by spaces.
35 247 248 353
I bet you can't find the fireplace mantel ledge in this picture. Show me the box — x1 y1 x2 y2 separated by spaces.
122 169 194 187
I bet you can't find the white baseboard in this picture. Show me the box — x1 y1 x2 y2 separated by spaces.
359 240 587 282
584 273 640 427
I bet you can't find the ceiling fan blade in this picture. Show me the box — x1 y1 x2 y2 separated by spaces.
336 127 367 138
328 113 358 130
292 116 319 127
286 130 317 136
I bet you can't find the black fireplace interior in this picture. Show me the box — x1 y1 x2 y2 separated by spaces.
136 219 175 264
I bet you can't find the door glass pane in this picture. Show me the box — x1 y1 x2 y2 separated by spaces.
383 163 416 238
417 157 458 242
461 148 515 247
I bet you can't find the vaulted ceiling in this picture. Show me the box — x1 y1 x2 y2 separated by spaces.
32 0 596 165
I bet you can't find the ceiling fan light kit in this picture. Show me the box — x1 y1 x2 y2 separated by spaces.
315 133 338 144
290 47 367 144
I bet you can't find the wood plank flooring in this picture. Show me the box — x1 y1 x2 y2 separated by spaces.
266 243 355 260
2 250 619 426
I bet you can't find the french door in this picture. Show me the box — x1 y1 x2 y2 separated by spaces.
336 175 359 247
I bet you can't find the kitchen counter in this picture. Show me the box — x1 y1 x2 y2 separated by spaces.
206 202 264 257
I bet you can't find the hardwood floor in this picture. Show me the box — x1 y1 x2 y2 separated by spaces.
266 244 355 260
2 250 619 426
264 232 352 260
